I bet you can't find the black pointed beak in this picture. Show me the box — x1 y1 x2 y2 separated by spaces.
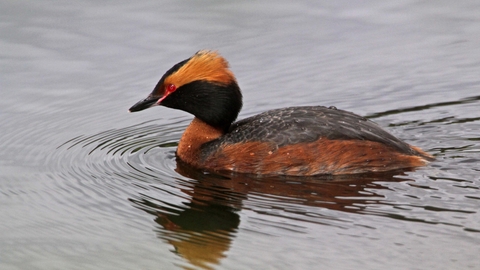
128 95 159 112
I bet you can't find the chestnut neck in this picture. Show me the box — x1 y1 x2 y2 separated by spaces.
176 117 225 166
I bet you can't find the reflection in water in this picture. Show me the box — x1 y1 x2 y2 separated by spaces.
131 160 412 269
132 196 239 270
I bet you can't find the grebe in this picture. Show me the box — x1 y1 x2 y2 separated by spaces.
129 50 433 175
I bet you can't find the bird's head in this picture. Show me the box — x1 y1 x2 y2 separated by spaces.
129 50 243 130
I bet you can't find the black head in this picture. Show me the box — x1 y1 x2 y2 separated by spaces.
129 50 243 131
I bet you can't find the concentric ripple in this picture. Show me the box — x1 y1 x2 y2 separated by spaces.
59 118 185 169
45 118 198 224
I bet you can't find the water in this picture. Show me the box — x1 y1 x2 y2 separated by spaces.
1 1 480 269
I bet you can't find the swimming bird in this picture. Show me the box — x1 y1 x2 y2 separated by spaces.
129 50 433 176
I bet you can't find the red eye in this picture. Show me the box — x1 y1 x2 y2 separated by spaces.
166 84 176 93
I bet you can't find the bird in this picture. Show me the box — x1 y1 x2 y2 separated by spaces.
129 50 433 176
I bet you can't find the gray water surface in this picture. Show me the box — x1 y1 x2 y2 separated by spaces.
1 1 480 269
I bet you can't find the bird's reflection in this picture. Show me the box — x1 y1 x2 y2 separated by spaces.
131 160 413 269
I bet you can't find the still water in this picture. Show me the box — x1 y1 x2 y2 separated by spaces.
1 1 480 269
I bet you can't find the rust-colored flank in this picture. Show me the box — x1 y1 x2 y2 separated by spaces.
201 138 431 176
129 50 434 176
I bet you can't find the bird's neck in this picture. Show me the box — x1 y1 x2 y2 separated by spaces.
177 117 224 166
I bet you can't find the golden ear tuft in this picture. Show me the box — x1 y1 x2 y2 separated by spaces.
165 50 236 87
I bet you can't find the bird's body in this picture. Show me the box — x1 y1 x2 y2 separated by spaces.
129 51 433 176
